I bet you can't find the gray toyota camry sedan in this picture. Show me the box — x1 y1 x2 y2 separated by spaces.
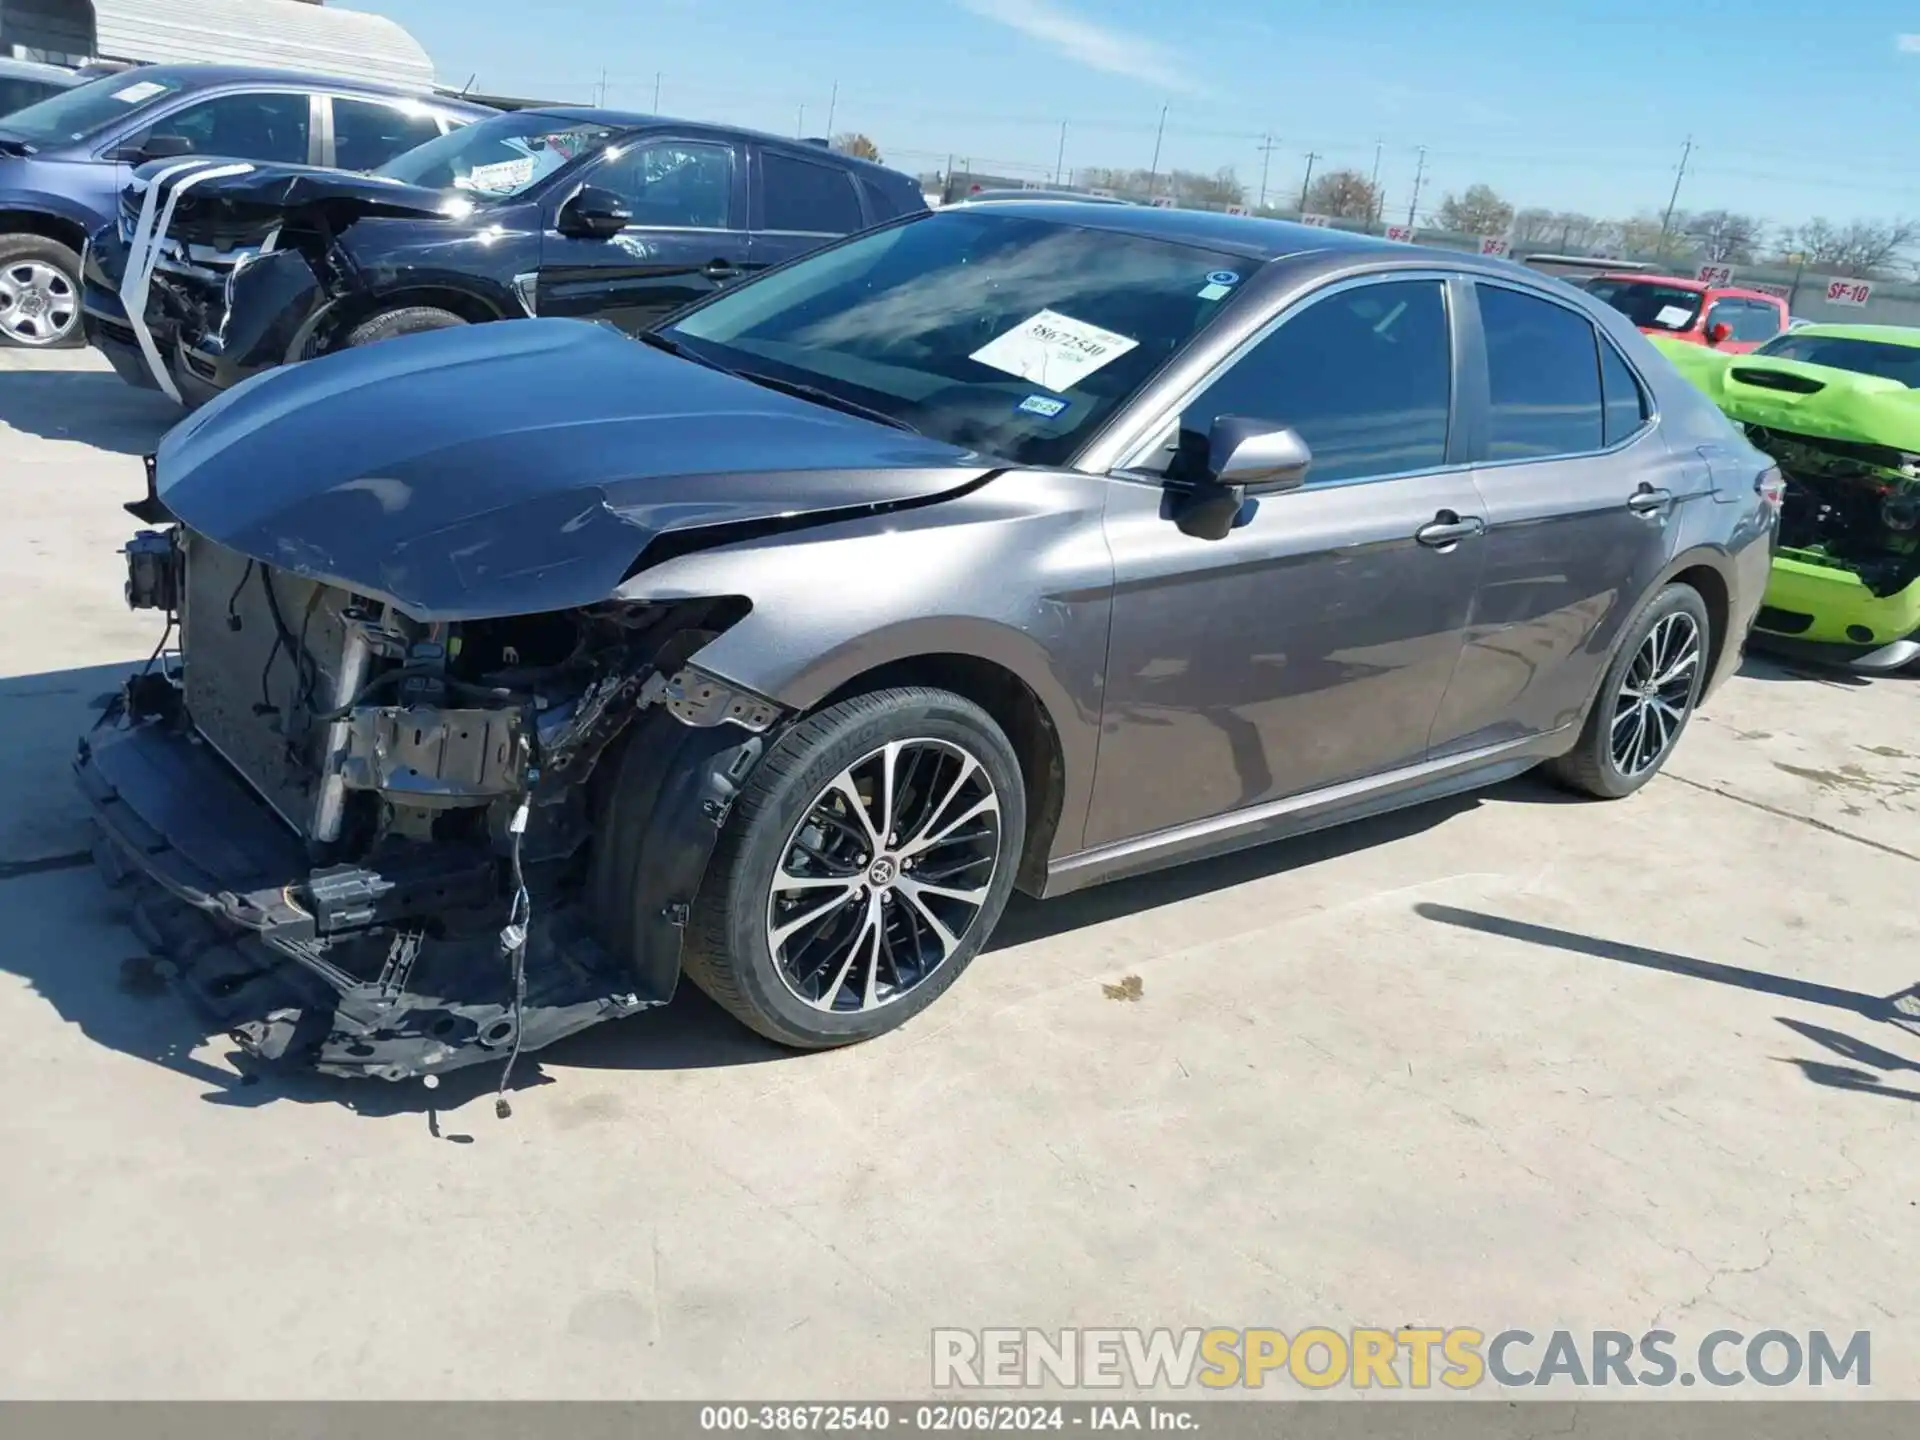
80 203 1778 1083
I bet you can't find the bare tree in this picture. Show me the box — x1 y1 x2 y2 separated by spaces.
1609 213 1667 258
831 133 882 163
1437 184 1515 236
1678 210 1766 264
1302 168 1379 221
1775 217 1920 278
1511 207 1559 244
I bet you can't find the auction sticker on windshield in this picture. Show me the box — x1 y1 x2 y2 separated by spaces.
1654 305 1693 328
462 157 538 193
113 81 169 104
970 309 1139 392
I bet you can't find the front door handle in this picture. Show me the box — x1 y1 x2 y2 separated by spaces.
1628 485 1674 515
1415 510 1486 549
703 260 742 281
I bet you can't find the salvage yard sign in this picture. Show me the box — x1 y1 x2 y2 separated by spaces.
1695 263 1733 287
1478 235 1511 257
1825 279 1874 307
1299 212 1334 227
1384 224 1417 242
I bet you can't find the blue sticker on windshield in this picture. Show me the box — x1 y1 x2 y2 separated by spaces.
1018 394 1069 418
1207 270 1240 286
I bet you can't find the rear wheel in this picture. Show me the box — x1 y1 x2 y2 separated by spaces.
339 305 468 349
1548 583 1711 799
681 688 1027 1049
0 234 83 349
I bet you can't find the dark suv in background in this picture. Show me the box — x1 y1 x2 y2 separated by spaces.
82 107 927 404
0 64 490 347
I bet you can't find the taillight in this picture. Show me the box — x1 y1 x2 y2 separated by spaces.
1756 465 1786 513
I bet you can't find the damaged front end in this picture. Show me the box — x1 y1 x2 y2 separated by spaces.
1746 422 1920 667
84 162 458 406
80 513 783 1082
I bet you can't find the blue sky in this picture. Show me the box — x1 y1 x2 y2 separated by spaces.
368 0 1920 232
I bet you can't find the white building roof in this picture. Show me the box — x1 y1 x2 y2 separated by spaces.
94 0 435 92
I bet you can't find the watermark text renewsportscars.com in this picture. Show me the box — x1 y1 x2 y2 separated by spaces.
932 1327 1871 1391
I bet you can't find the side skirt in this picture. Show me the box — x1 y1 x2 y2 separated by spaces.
1038 729 1572 898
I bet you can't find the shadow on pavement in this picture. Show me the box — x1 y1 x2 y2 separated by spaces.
0 364 179 455
1737 650 1880 689
1415 902 1920 1102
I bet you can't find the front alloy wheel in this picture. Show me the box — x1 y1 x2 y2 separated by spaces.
679 687 1027 1049
0 257 78 347
769 739 1002 1013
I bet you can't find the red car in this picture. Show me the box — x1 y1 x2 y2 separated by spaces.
1585 274 1788 353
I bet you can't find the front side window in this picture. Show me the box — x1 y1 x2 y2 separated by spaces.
143 92 312 165
0 68 188 146
664 210 1262 467
331 97 445 172
1478 284 1605 460
376 112 619 197
594 140 734 228
1170 279 1453 486
1733 299 1784 344
1586 279 1703 333
760 151 864 233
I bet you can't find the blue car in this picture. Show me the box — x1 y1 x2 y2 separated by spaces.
0 64 490 348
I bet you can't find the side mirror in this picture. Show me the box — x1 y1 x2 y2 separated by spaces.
115 133 195 163
557 185 632 240
1208 415 1313 492
1707 321 1733 347
1167 416 1313 541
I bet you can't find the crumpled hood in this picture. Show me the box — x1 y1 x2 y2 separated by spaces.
154 317 991 619
1651 334 1920 455
130 156 460 222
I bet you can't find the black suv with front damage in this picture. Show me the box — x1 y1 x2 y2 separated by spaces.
80 105 925 404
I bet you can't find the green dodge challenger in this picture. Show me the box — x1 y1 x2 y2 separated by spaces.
1651 323 1920 672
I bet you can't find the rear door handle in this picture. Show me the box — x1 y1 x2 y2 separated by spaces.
1415 511 1486 549
703 260 742 281
1628 485 1674 515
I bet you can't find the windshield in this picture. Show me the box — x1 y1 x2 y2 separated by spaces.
0 68 186 146
663 211 1263 467
1586 279 1703 332
375 111 618 196
1752 334 1920 387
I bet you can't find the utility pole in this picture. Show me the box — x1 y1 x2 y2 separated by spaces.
1055 121 1068 185
1298 152 1321 212
1656 136 1693 258
1256 132 1281 211
1406 145 1427 229
595 69 607 107
942 152 954 205
796 104 805 138
1368 139 1383 229
826 82 838 136
652 72 662 111
1146 104 1169 198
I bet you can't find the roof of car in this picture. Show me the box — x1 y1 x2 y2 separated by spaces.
47 62 491 107
517 107 906 174
1594 272 1785 302
1775 322 1920 349
940 200 1408 261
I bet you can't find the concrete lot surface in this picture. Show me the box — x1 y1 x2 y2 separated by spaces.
0 349 1915 1400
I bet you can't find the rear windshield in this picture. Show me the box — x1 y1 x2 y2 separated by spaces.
0 68 187 147
1752 334 1920 387
664 209 1262 468
1586 279 1703 332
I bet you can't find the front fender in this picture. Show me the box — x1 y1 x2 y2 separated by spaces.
0 187 107 242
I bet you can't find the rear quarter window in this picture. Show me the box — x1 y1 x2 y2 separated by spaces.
761 150 866 234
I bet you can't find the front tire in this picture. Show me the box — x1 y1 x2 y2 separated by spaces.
339 305 468 349
0 234 83 349
682 688 1027 1049
1548 583 1711 799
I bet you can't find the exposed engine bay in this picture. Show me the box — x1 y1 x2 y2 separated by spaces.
80 514 785 1087
1747 423 1920 598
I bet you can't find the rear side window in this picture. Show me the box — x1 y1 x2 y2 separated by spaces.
1478 284 1604 460
1734 299 1783 344
1176 278 1453 485
761 151 865 234
1599 340 1648 447
331 98 443 172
